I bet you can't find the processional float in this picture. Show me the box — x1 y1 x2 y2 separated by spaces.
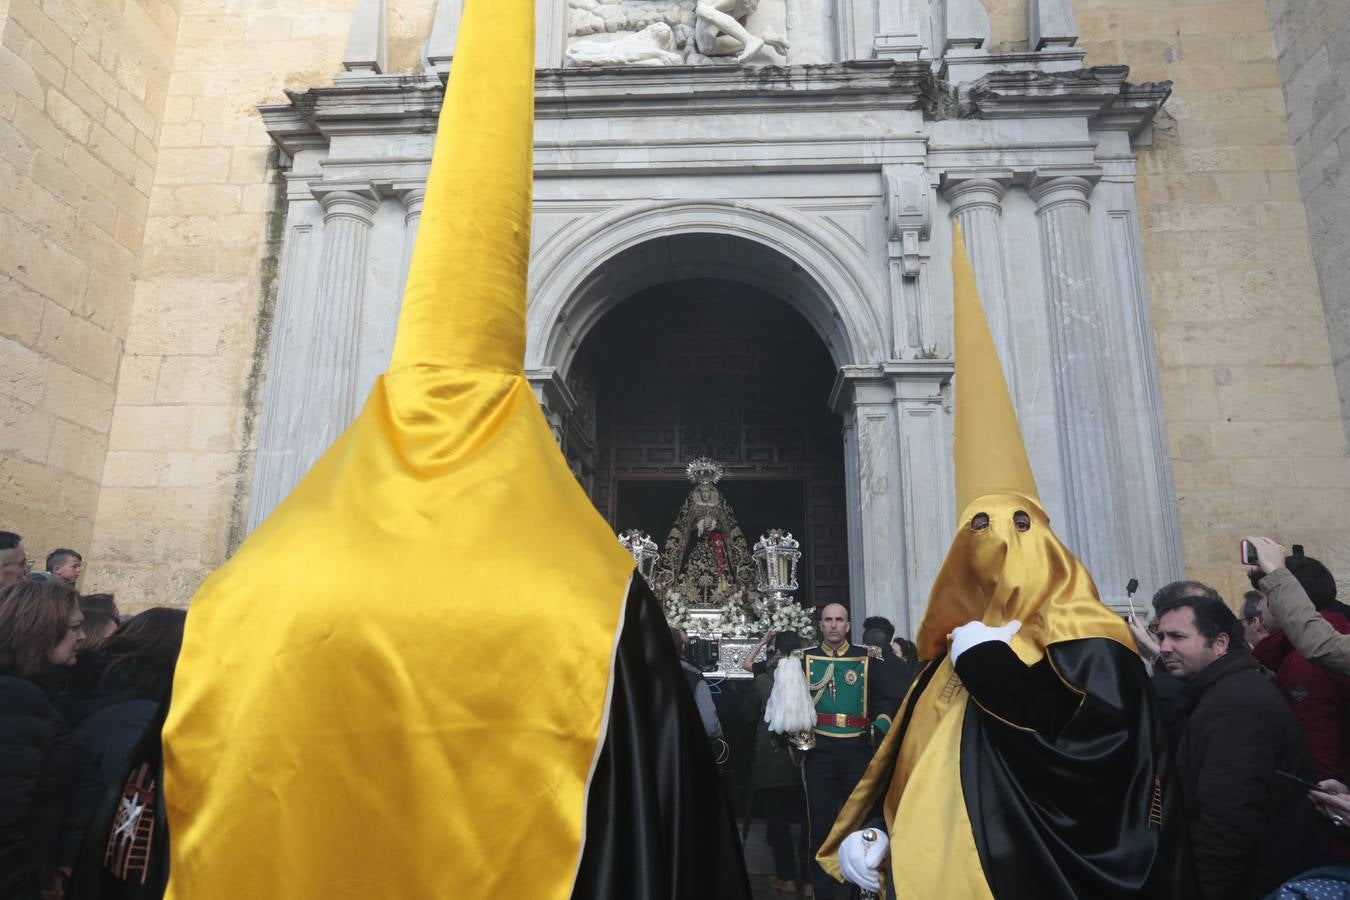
617 457 814 679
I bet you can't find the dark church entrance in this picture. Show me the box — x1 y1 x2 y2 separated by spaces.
571 278 851 611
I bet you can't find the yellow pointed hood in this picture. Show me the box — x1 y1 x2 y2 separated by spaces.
161 4 635 899
913 223 1130 662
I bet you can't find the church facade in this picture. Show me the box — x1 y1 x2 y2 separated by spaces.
0 0 1346 625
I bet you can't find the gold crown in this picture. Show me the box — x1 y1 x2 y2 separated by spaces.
685 457 725 485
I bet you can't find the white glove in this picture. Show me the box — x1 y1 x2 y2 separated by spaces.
950 619 1021 665
838 828 889 893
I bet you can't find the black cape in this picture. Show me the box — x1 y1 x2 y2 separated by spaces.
572 576 751 899
954 637 1196 899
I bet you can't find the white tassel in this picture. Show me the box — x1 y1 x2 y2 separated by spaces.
765 655 815 734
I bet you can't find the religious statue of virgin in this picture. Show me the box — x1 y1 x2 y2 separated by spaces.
654 458 757 608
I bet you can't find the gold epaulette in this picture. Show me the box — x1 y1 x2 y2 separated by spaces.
867 645 883 660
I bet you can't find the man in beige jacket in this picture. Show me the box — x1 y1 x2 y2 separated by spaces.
1250 535 1350 677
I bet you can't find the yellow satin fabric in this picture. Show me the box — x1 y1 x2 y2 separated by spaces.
162 4 637 899
916 494 1134 664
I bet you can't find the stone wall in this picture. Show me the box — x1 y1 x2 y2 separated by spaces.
1074 0 1350 602
1268 0 1350 451
88 0 359 607
0 0 178 573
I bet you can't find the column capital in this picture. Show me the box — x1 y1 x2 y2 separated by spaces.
882 360 955 403
830 361 954 413
829 365 893 414
941 169 1014 215
312 183 381 223
525 367 577 417
1028 168 1102 211
526 367 576 447
393 184 426 219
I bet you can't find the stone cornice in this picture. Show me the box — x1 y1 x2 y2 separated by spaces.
260 62 1171 161
261 63 937 159
962 65 1171 136
533 60 937 118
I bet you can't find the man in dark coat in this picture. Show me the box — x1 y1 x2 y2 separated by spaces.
861 615 917 700
1156 582 1329 899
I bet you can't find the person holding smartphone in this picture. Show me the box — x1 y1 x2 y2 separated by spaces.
1248 536 1350 678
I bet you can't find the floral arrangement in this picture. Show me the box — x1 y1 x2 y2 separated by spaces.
715 598 751 637
764 597 817 642
663 590 692 631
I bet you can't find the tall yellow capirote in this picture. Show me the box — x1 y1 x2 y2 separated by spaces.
161 3 636 898
815 223 1132 898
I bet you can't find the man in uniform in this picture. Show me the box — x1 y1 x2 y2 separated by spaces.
800 602 900 899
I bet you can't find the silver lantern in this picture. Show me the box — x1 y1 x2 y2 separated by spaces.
752 529 801 594
617 529 660 583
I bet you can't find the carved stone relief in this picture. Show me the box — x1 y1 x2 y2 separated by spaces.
565 0 790 66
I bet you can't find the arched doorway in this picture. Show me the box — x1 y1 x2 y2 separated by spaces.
572 279 850 609
527 222 928 636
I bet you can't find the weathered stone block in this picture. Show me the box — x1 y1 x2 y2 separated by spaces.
155 146 231 184
60 74 107 124
0 336 48 407
63 142 116 197
87 122 138 178
155 354 243 405
46 419 109 483
100 450 164 488
0 274 45 345
0 392 56 464
14 97 69 155
37 302 119 384
0 211 89 301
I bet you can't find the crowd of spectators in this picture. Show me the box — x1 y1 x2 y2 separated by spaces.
8 519 1350 899
0 530 184 900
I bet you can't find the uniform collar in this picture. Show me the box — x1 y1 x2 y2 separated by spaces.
820 641 851 657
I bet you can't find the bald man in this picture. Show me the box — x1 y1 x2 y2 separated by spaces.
797 603 902 899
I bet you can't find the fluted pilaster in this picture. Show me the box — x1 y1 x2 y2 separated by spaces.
396 185 425 297
308 185 380 450
944 174 1016 395
1030 172 1128 599
248 219 315 531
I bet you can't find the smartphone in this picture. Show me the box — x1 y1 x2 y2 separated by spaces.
1275 769 1326 793
1240 539 1259 566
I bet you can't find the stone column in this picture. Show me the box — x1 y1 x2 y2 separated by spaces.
1092 152 1186 587
943 172 1017 396
888 360 955 633
306 184 381 453
248 212 317 532
831 367 909 632
395 185 425 298
1029 170 1130 604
